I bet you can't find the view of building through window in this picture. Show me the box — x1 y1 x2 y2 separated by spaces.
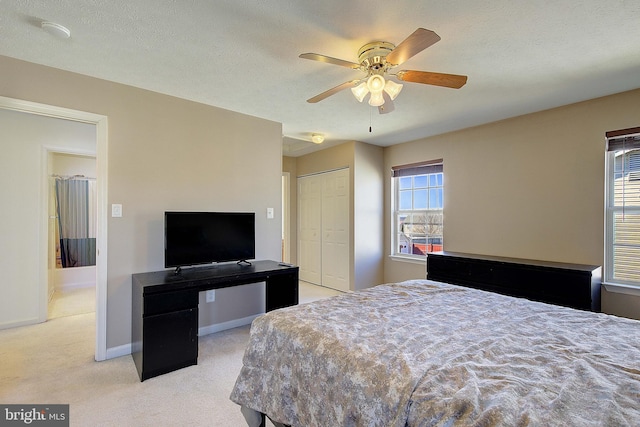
394 171 443 257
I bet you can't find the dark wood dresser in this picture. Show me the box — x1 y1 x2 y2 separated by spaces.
427 251 601 311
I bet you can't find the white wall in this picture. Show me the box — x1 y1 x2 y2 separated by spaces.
51 152 96 177
0 108 95 328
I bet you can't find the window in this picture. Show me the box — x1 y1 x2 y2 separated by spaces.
392 160 443 259
605 127 640 287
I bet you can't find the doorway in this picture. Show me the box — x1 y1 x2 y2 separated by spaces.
0 96 108 361
48 153 97 320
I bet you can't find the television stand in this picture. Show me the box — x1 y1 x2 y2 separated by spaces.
131 260 299 381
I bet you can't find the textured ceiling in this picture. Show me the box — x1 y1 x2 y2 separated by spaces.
2 1 640 156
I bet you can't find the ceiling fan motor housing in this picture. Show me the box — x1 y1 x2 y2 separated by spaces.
357 41 395 75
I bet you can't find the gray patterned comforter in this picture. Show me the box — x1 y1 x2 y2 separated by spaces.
230 280 640 426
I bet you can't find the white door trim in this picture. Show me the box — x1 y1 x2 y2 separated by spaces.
0 96 109 362
282 172 290 263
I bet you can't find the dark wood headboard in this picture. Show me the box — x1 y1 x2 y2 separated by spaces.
427 251 601 311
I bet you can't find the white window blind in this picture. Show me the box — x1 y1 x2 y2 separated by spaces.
605 127 640 286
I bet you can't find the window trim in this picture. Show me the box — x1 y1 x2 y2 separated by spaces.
602 282 640 297
604 127 640 288
391 160 444 260
391 159 443 177
389 254 428 265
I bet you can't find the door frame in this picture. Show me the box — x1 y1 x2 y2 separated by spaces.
282 172 290 262
0 96 109 362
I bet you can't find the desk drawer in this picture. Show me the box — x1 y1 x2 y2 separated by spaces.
144 290 198 316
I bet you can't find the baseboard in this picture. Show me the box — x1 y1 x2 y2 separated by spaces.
106 314 260 360
105 343 132 360
198 314 260 337
0 317 40 331
56 282 95 291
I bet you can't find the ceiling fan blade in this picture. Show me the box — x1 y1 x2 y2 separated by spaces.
386 28 441 66
307 80 360 103
299 53 361 69
397 70 467 89
378 93 395 114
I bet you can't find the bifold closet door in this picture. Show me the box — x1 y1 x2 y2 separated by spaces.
297 169 350 292
321 169 350 292
298 174 322 284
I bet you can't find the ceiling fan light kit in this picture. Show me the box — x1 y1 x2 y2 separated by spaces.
300 28 467 113
368 90 385 107
350 74 403 106
383 79 403 100
351 82 369 102
366 74 385 92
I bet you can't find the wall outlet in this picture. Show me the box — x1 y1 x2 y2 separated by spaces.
205 290 215 303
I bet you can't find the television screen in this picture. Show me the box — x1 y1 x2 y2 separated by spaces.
164 211 255 268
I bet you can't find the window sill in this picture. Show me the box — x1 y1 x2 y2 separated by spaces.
602 282 640 297
389 255 426 265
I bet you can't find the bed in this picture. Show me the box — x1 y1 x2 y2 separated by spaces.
230 279 640 426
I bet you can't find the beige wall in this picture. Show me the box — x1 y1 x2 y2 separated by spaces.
296 141 355 176
3 51 638 346
353 142 384 290
285 141 384 290
1 55 283 350
384 88 640 319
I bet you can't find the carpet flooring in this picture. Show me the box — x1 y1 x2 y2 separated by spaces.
0 282 341 426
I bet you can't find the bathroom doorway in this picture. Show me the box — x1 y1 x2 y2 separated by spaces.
48 153 97 320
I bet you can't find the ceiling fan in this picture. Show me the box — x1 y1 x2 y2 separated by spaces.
300 28 467 114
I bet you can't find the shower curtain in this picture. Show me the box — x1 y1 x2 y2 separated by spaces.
54 176 97 268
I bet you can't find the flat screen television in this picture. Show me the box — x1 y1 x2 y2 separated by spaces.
164 211 255 269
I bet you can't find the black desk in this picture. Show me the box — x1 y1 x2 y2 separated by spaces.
131 260 299 381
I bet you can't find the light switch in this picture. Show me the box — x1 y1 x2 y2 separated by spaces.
267 207 274 219
206 290 215 303
111 204 123 217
